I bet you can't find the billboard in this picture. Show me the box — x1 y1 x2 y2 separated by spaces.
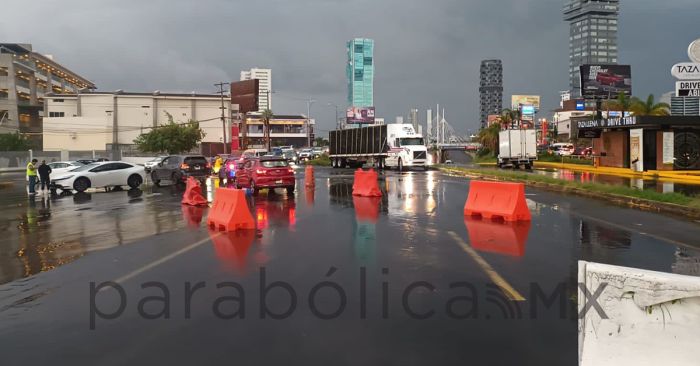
511 95 541 110
230 79 259 114
346 106 375 124
580 64 632 98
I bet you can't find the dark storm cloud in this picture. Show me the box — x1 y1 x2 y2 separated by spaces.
1 0 697 134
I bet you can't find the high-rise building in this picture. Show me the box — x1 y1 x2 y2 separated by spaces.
240 68 272 110
408 108 418 130
563 0 620 95
479 59 503 129
346 38 374 108
0 43 95 148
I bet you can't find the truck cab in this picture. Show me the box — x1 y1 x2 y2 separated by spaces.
384 124 429 171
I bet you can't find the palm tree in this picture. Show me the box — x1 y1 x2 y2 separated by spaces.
630 94 670 116
499 109 519 129
605 92 633 117
261 109 274 151
478 123 501 155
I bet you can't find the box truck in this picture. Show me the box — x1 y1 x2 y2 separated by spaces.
498 129 537 169
329 124 428 171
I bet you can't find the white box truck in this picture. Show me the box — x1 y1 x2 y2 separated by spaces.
498 129 537 169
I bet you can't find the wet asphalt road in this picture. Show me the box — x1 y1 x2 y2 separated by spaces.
1 167 700 365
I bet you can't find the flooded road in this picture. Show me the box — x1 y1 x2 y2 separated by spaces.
1 167 699 365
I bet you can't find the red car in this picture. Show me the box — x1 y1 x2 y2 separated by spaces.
236 156 295 195
596 72 624 86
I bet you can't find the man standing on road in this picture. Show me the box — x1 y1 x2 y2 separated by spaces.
26 159 38 195
38 160 52 194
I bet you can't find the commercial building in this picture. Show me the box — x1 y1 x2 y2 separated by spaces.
563 0 620 95
347 38 374 108
671 97 700 116
42 91 229 158
241 113 312 148
240 68 272 110
0 43 95 147
479 59 503 129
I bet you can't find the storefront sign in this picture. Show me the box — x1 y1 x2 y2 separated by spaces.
671 63 700 80
676 81 700 97
630 129 644 172
663 131 674 164
577 116 638 130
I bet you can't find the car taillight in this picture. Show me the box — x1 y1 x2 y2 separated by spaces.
256 169 266 174
180 163 190 169
287 168 294 174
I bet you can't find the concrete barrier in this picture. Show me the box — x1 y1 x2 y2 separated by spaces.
579 261 700 365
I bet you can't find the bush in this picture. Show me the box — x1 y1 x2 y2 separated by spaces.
306 154 331 167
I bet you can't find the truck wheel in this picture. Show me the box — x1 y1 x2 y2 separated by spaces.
525 164 532 170
513 163 520 170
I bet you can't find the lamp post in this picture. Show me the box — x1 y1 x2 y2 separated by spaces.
306 98 315 147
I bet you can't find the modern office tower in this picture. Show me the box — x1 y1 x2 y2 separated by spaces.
479 59 503 129
346 38 374 108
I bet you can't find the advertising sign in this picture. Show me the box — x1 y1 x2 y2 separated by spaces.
346 107 376 124
230 79 259 114
511 95 541 110
630 128 643 172
520 105 535 115
676 81 700 97
663 132 674 165
576 100 585 110
671 63 700 80
580 64 632 98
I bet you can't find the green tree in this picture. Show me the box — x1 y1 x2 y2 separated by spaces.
499 108 521 129
261 109 273 151
630 94 670 116
477 123 501 156
605 92 633 116
0 132 31 151
134 112 205 154
313 137 329 147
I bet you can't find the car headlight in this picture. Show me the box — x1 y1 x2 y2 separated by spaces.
53 175 73 182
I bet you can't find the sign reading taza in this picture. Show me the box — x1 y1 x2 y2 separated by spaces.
676 81 700 97
671 63 700 80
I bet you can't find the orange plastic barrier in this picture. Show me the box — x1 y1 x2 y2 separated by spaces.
181 176 208 206
210 229 256 273
352 168 382 197
464 180 531 222
353 196 381 223
206 188 256 231
305 165 315 187
181 205 205 228
464 217 530 257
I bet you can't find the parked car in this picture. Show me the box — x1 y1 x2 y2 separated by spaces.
218 157 242 186
552 143 575 156
150 155 211 186
236 156 295 195
144 156 167 172
51 161 145 193
47 161 84 175
572 146 593 157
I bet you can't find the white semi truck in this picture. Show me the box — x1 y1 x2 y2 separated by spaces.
498 129 537 169
329 124 429 171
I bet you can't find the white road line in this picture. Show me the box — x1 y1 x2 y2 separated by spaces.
99 234 220 292
448 231 526 302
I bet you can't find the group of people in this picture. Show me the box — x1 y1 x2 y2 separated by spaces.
26 159 52 196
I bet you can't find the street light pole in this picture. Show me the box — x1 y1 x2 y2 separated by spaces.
215 82 228 154
327 102 339 130
306 98 315 147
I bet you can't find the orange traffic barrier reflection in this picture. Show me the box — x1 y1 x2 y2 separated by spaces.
464 180 531 222
352 168 382 197
182 176 208 206
181 205 205 228
210 229 256 273
464 217 530 257
305 186 315 206
353 196 381 223
207 188 255 231
305 165 315 187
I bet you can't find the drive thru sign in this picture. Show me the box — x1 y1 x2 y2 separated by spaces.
676 81 700 97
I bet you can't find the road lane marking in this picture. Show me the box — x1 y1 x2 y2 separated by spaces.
448 231 526 302
100 234 219 292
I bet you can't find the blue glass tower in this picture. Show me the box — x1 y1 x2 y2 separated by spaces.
347 38 374 107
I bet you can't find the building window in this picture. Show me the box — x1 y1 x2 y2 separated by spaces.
48 111 65 118
53 99 64 102
354 44 363 53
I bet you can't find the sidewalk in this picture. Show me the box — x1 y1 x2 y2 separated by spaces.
533 161 700 185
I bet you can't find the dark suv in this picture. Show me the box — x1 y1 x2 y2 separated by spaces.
150 155 211 186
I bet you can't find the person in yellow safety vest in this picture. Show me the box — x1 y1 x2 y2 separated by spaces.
213 156 223 174
26 159 38 195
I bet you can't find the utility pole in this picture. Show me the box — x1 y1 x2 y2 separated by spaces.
306 98 315 147
215 82 228 154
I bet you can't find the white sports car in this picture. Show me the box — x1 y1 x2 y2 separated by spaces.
51 161 145 192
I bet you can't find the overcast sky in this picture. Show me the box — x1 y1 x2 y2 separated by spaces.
2 0 698 135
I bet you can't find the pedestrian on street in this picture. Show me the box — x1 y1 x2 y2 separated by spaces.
38 160 52 194
26 159 38 195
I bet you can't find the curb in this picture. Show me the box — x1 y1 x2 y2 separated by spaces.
438 167 700 221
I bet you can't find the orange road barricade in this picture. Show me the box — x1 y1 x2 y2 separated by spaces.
464 181 531 222
305 165 315 187
207 188 255 231
182 176 208 206
352 168 382 197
